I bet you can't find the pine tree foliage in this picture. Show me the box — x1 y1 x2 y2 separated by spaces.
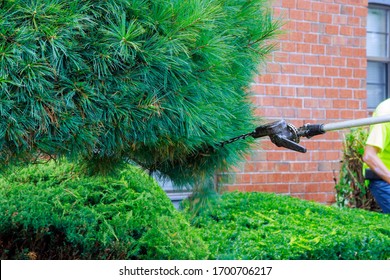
0 0 279 184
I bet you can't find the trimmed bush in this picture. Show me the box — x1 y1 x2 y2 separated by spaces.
0 0 279 185
0 161 208 259
186 192 390 260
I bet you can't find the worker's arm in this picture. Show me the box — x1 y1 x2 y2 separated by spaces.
363 145 390 184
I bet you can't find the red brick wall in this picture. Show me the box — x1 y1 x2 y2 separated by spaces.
223 0 369 204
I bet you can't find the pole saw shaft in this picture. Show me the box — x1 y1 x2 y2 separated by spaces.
323 114 390 132
298 114 390 139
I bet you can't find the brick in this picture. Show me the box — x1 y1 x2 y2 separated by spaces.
266 63 281 73
282 0 296 8
235 174 251 184
304 98 319 107
274 52 289 63
334 15 348 25
289 54 304 63
281 64 296 74
290 184 305 193
318 56 332 65
326 110 341 119
320 35 332 45
274 184 290 193
297 173 312 182
281 87 296 96
296 22 311 32
251 84 265 94
267 173 283 183
354 6 367 17
311 88 326 97
298 109 311 118
326 3 340 14
325 67 339 76
325 88 339 98
290 9 304 20
326 46 340 55
333 78 347 87
275 163 290 172
304 77 319 87
340 47 355 57
340 68 353 77
318 161 332 171
332 57 346 66
340 26 353 36
333 99 347 108
284 21 297 30
297 0 312 10
341 5 354 15
304 11 319 21
297 43 311 53
272 7 286 18
304 33 318 44
281 42 296 52
273 74 290 85
353 48 366 57
353 89 366 99
326 151 342 161
258 74 273 84
333 36 348 45
347 79 361 88
353 27 366 36
312 2 326 12
341 109 354 119
243 162 257 172
290 32 304 42
348 16 361 26
319 13 332 23
318 77 332 87
289 75 304 85
311 23 324 33
320 182 338 193
296 65 311 75
339 89 353 98
312 44 325 54
305 183 320 193
303 193 328 203
251 174 267 184
304 54 319 64
266 151 284 161
312 109 326 119
347 37 366 47
297 87 311 96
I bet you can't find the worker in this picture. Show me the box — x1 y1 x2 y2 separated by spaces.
363 98 390 213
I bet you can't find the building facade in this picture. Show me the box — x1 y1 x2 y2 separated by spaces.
222 0 389 204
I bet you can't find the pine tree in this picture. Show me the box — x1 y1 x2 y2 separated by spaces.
0 0 279 185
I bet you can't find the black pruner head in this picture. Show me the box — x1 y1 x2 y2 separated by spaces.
252 120 307 153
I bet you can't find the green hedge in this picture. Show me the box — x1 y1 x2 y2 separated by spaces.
186 192 390 260
0 161 208 260
2 162 390 260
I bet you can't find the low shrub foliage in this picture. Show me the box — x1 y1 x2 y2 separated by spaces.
2 162 389 260
0 161 208 260
185 191 390 260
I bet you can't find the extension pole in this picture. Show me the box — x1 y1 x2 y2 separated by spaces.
323 114 390 132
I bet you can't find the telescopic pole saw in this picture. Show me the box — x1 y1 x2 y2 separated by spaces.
219 115 390 153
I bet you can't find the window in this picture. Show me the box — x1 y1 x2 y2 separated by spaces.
367 4 390 109
152 172 191 208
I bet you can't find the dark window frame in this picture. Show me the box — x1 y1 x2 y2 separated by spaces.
367 3 390 109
